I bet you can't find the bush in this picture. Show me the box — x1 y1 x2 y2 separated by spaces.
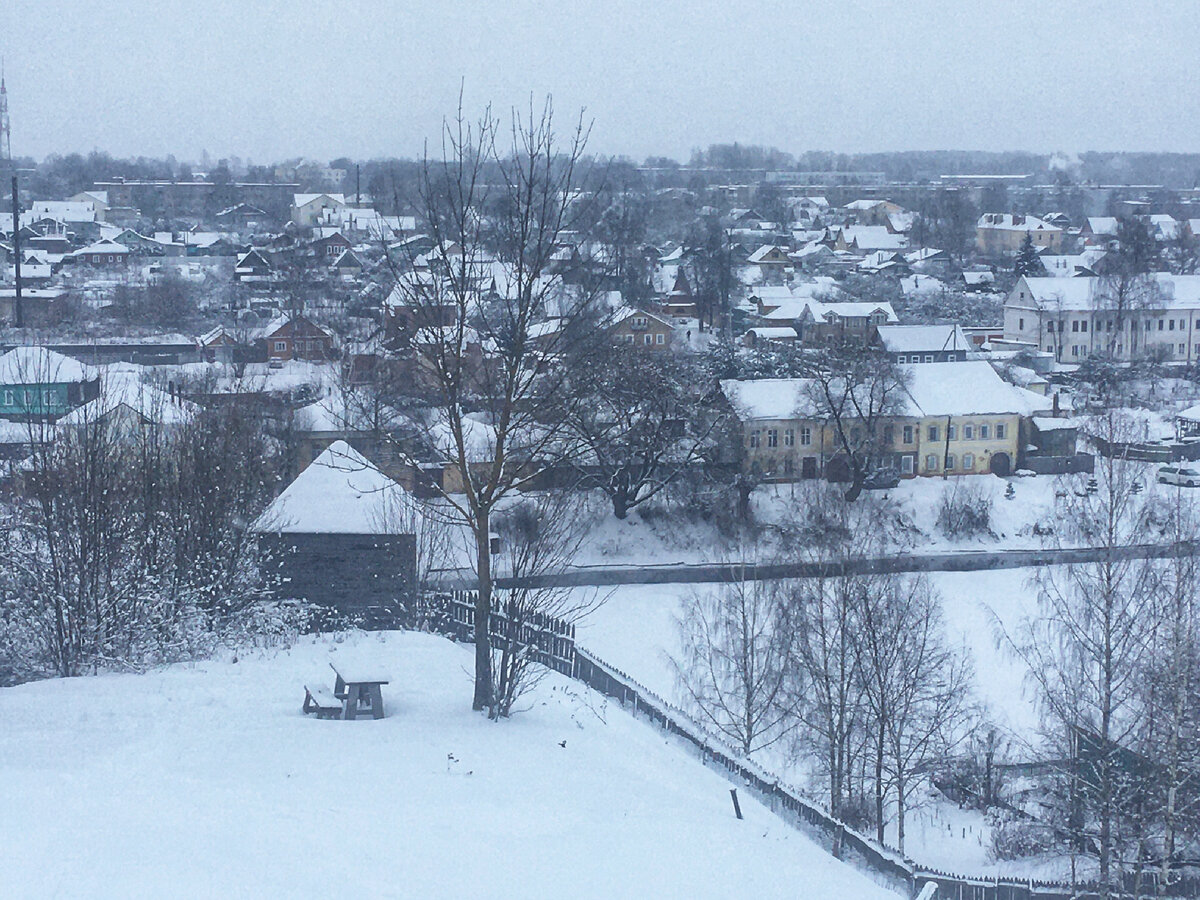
937 482 994 538
989 812 1055 861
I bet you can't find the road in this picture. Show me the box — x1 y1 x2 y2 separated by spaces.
428 540 1200 589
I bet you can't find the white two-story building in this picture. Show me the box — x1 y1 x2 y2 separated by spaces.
1003 275 1200 364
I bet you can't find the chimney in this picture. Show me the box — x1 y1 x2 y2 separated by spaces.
1052 391 1060 416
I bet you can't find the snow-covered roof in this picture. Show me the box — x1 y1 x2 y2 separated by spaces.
0 347 97 385
977 213 1060 233
744 326 798 339
720 378 818 421
747 244 788 264
58 376 199 427
804 299 899 324
839 226 908 251
1012 274 1200 312
876 324 970 354
901 361 1055 417
1176 404 1200 424
294 193 347 208
1086 217 1118 236
254 441 415 534
722 361 1059 424
294 392 401 434
1039 249 1107 277
74 239 130 256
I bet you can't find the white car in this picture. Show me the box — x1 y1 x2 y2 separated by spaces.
1157 466 1200 487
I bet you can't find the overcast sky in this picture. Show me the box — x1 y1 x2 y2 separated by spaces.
5 1 1199 165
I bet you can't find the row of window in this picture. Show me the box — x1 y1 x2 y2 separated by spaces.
749 425 813 449
894 352 964 364
1041 317 1194 334
1057 342 1200 358
926 422 1005 442
274 340 325 352
747 421 1007 448
2 389 56 406
619 333 667 345
925 452 977 472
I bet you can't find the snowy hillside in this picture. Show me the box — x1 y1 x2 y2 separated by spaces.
0 631 899 900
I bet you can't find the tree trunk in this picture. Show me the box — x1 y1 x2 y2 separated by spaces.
472 512 494 712
611 488 629 520
875 723 885 845
896 774 906 854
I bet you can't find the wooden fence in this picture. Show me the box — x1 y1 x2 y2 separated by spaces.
422 592 1199 900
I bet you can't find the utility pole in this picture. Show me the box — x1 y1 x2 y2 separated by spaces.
355 164 361 206
11 174 21 329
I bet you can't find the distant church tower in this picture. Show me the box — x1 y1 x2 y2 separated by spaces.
0 62 11 164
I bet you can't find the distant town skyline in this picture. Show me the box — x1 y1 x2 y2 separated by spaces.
4 1 1199 164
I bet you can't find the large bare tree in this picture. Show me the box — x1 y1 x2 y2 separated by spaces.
384 99 605 711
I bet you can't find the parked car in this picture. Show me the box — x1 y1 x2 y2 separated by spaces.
863 469 901 490
1157 466 1200 487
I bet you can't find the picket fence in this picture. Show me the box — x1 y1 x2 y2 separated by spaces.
422 591 1199 900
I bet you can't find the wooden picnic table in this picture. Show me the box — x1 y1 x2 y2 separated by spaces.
330 664 390 720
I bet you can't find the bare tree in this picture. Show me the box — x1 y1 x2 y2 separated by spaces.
487 491 599 718
853 571 973 852
565 345 723 519
383 98 605 711
1007 413 1159 896
672 570 797 756
800 342 910 501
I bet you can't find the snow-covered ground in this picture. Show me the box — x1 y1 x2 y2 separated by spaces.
0 631 900 900
573 565 1064 879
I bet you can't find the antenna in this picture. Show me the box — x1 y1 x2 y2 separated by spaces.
0 57 10 164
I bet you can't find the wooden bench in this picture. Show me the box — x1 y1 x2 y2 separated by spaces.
303 686 344 719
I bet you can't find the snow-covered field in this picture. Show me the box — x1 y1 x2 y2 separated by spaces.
573 566 1056 878
0 631 899 900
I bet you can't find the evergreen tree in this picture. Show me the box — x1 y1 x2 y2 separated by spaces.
1014 232 1044 277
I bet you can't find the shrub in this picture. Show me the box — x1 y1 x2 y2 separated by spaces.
937 482 993 538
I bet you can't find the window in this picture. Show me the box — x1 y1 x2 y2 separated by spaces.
42 390 54 405
1181 344 1187 355
980 424 990 440
784 429 795 447
1072 345 1081 357
883 425 894 445
1071 320 1079 333
945 454 956 471
928 425 939 442
896 355 906 364
655 333 665 345
1106 320 1113 333
901 455 914 474
1145 320 1152 331
925 454 939 472
995 423 1006 439
2 390 12 405
1018 317 1024 331
274 341 287 352
767 429 779 448
643 334 652 345
798 426 811 446
23 390 33 404
1159 319 1165 331
1080 320 1088 333
632 317 647 328
963 424 974 440
902 425 913 444
748 430 760 449
962 452 975 470
1170 319 1177 331
784 458 795 476
924 354 934 363
1182 319 1188 331
947 424 957 440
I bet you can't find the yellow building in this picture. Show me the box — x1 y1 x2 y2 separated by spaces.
721 361 1056 482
